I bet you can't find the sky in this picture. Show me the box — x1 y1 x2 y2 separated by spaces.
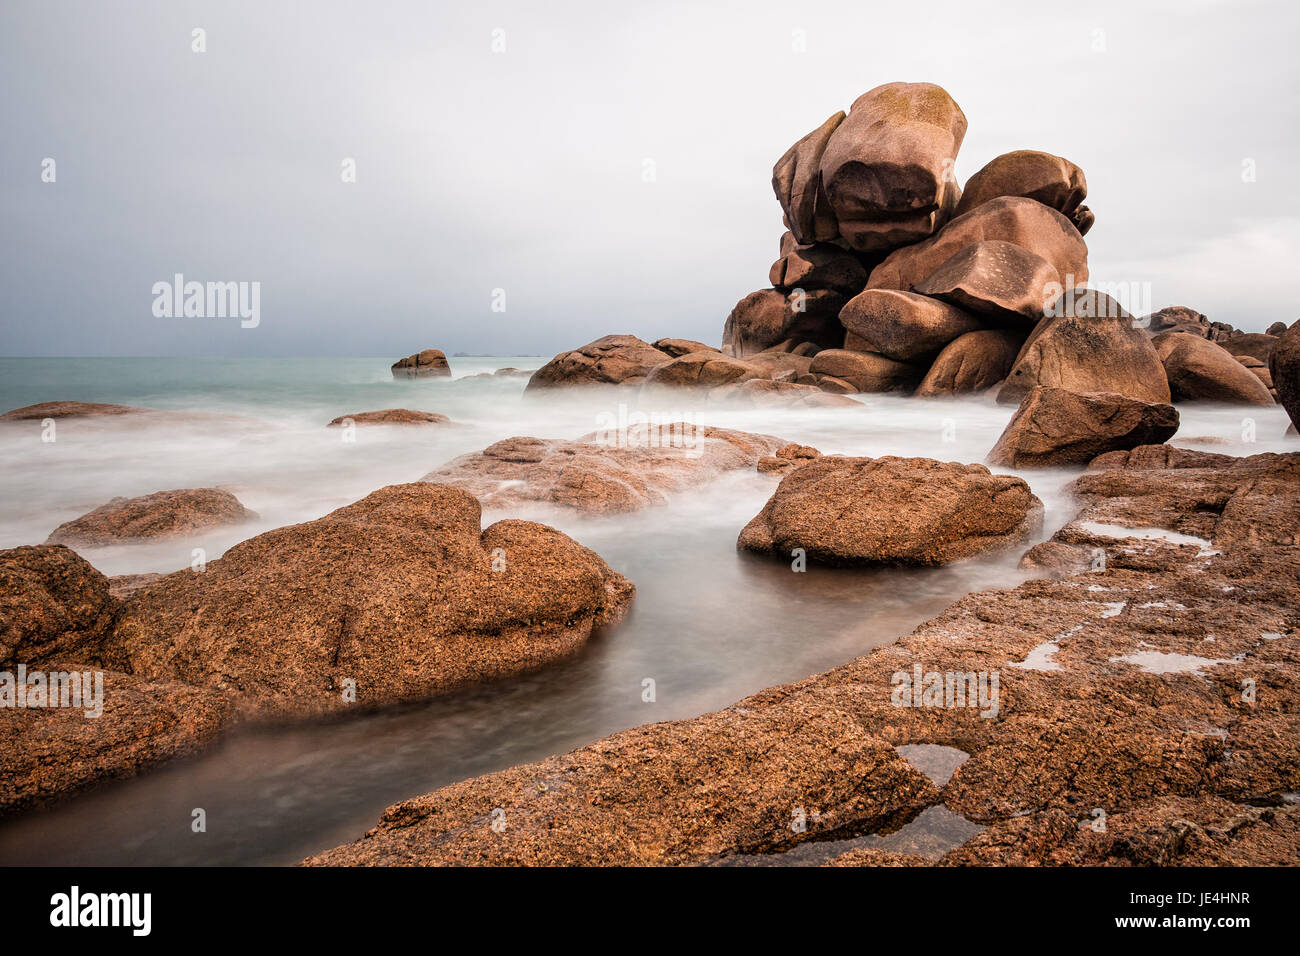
1 0 1297 357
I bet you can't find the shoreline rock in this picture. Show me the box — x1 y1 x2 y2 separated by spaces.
391 349 450 378
45 489 258 547
327 409 451 427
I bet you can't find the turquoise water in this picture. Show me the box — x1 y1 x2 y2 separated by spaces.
0 357 1292 864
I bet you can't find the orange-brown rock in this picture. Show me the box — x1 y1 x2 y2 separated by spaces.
769 232 869 297
912 240 1061 325
423 424 787 513
756 443 822 474
706 379 861 409
914 329 1025 398
838 289 983 362
527 334 672 388
0 545 117 667
954 150 1087 221
818 82 968 253
642 352 769 388
390 349 451 378
721 289 848 358
737 456 1042 565
808 348 922 393
996 290 1171 406
326 409 452 426
867 196 1088 293
45 489 257 547
1221 332 1279 364
1139 305 1211 337
651 338 718 358
109 484 634 720
1153 332 1275 405
0 402 150 421
1271 320 1300 432
772 111 845 245
987 388 1179 468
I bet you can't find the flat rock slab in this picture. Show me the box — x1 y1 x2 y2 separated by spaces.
46 489 258 547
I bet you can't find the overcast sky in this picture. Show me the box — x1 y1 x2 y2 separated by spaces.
1 0 1296 357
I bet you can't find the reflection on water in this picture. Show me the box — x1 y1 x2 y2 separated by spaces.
0 357 1289 865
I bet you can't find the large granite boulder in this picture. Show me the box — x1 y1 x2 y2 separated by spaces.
912 240 1061 325
817 82 967 254
838 289 983 362
808 348 922 393
1270 321 1300 432
769 232 869 296
996 290 1171 406
1138 305 1210 337
527 335 672 388
772 111 845 244
737 456 1042 565
954 150 1087 221
0 402 150 421
109 484 635 719
866 196 1089 292
45 489 257 547
1220 332 1280 365
0 545 117 667
643 352 770 388
391 349 451 378
1153 332 1275 405
722 289 847 357
914 329 1026 398
988 387 1179 468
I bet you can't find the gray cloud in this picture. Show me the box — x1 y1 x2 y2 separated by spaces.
1 0 1296 357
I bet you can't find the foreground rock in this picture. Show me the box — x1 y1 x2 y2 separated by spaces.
423 424 785 514
1269 321 1300 432
327 409 452 426
0 545 117 666
1153 332 1275 406
527 335 674 388
988 388 1179 468
914 329 1024 397
704 379 861 409
738 456 1041 565
997 290 1171 406
45 489 257 547
0 401 150 421
391 349 450 378
308 449 1300 866
109 484 633 720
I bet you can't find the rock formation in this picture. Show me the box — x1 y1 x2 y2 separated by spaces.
391 349 451 378
45 489 257 547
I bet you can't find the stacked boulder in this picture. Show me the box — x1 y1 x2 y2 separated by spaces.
722 81 1094 399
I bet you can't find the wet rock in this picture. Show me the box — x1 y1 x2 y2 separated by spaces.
0 402 150 421
46 489 258 547
327 409 452 426
527 335 672 388
1271 320 1300 432
0 545 117 667
866 196 1089 293
914 329 1025 398
987 388 1179 468
390 349 451 378
756 443 822 475
1153 332 1275 405
808 348 922 393
954 149 1087 220
912 240 1060 325
772 111 845 245
109 484 634 720
423 424 787 513
838 289 983 362
818 82 968 253
996 290 1171 406
737 456 1042 566
769 233 869 297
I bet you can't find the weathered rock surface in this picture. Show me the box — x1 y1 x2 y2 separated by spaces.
722 289 848 357
866 197 1088 293
308 449 1300 866
527 335 672 388
1271 321 1300 432
756 443 822 475
705 379 861 409
391 349 451 378
838 289 983 362
1153 332 1275 405
1139 305 1210 337
988 388 1179 468
912 240 1060 325
954 150 1087 220
327 409 452 426
997 290 1171 406
642 352 769 388
45 489 257 547
1221 333 1279 365
0 545 117 667
808 349 922 393
772 111 845 245
914 329 1025 398
651 338 718 358
818 82 967 253
769 232 869 296
0 402 150 421
737 457 1042 566
422 424 786 513
109 484 634 719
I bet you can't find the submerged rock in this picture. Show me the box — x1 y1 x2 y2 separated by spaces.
391 349 451 378
987 387 1179 468
45 489 257 547
109 483 634 720
737 456 1042 566
0 402 151 421
327 409 452 426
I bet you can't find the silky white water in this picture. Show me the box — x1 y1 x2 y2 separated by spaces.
0 356 1292 864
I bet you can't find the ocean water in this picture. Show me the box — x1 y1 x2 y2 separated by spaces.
0 356 1292 865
